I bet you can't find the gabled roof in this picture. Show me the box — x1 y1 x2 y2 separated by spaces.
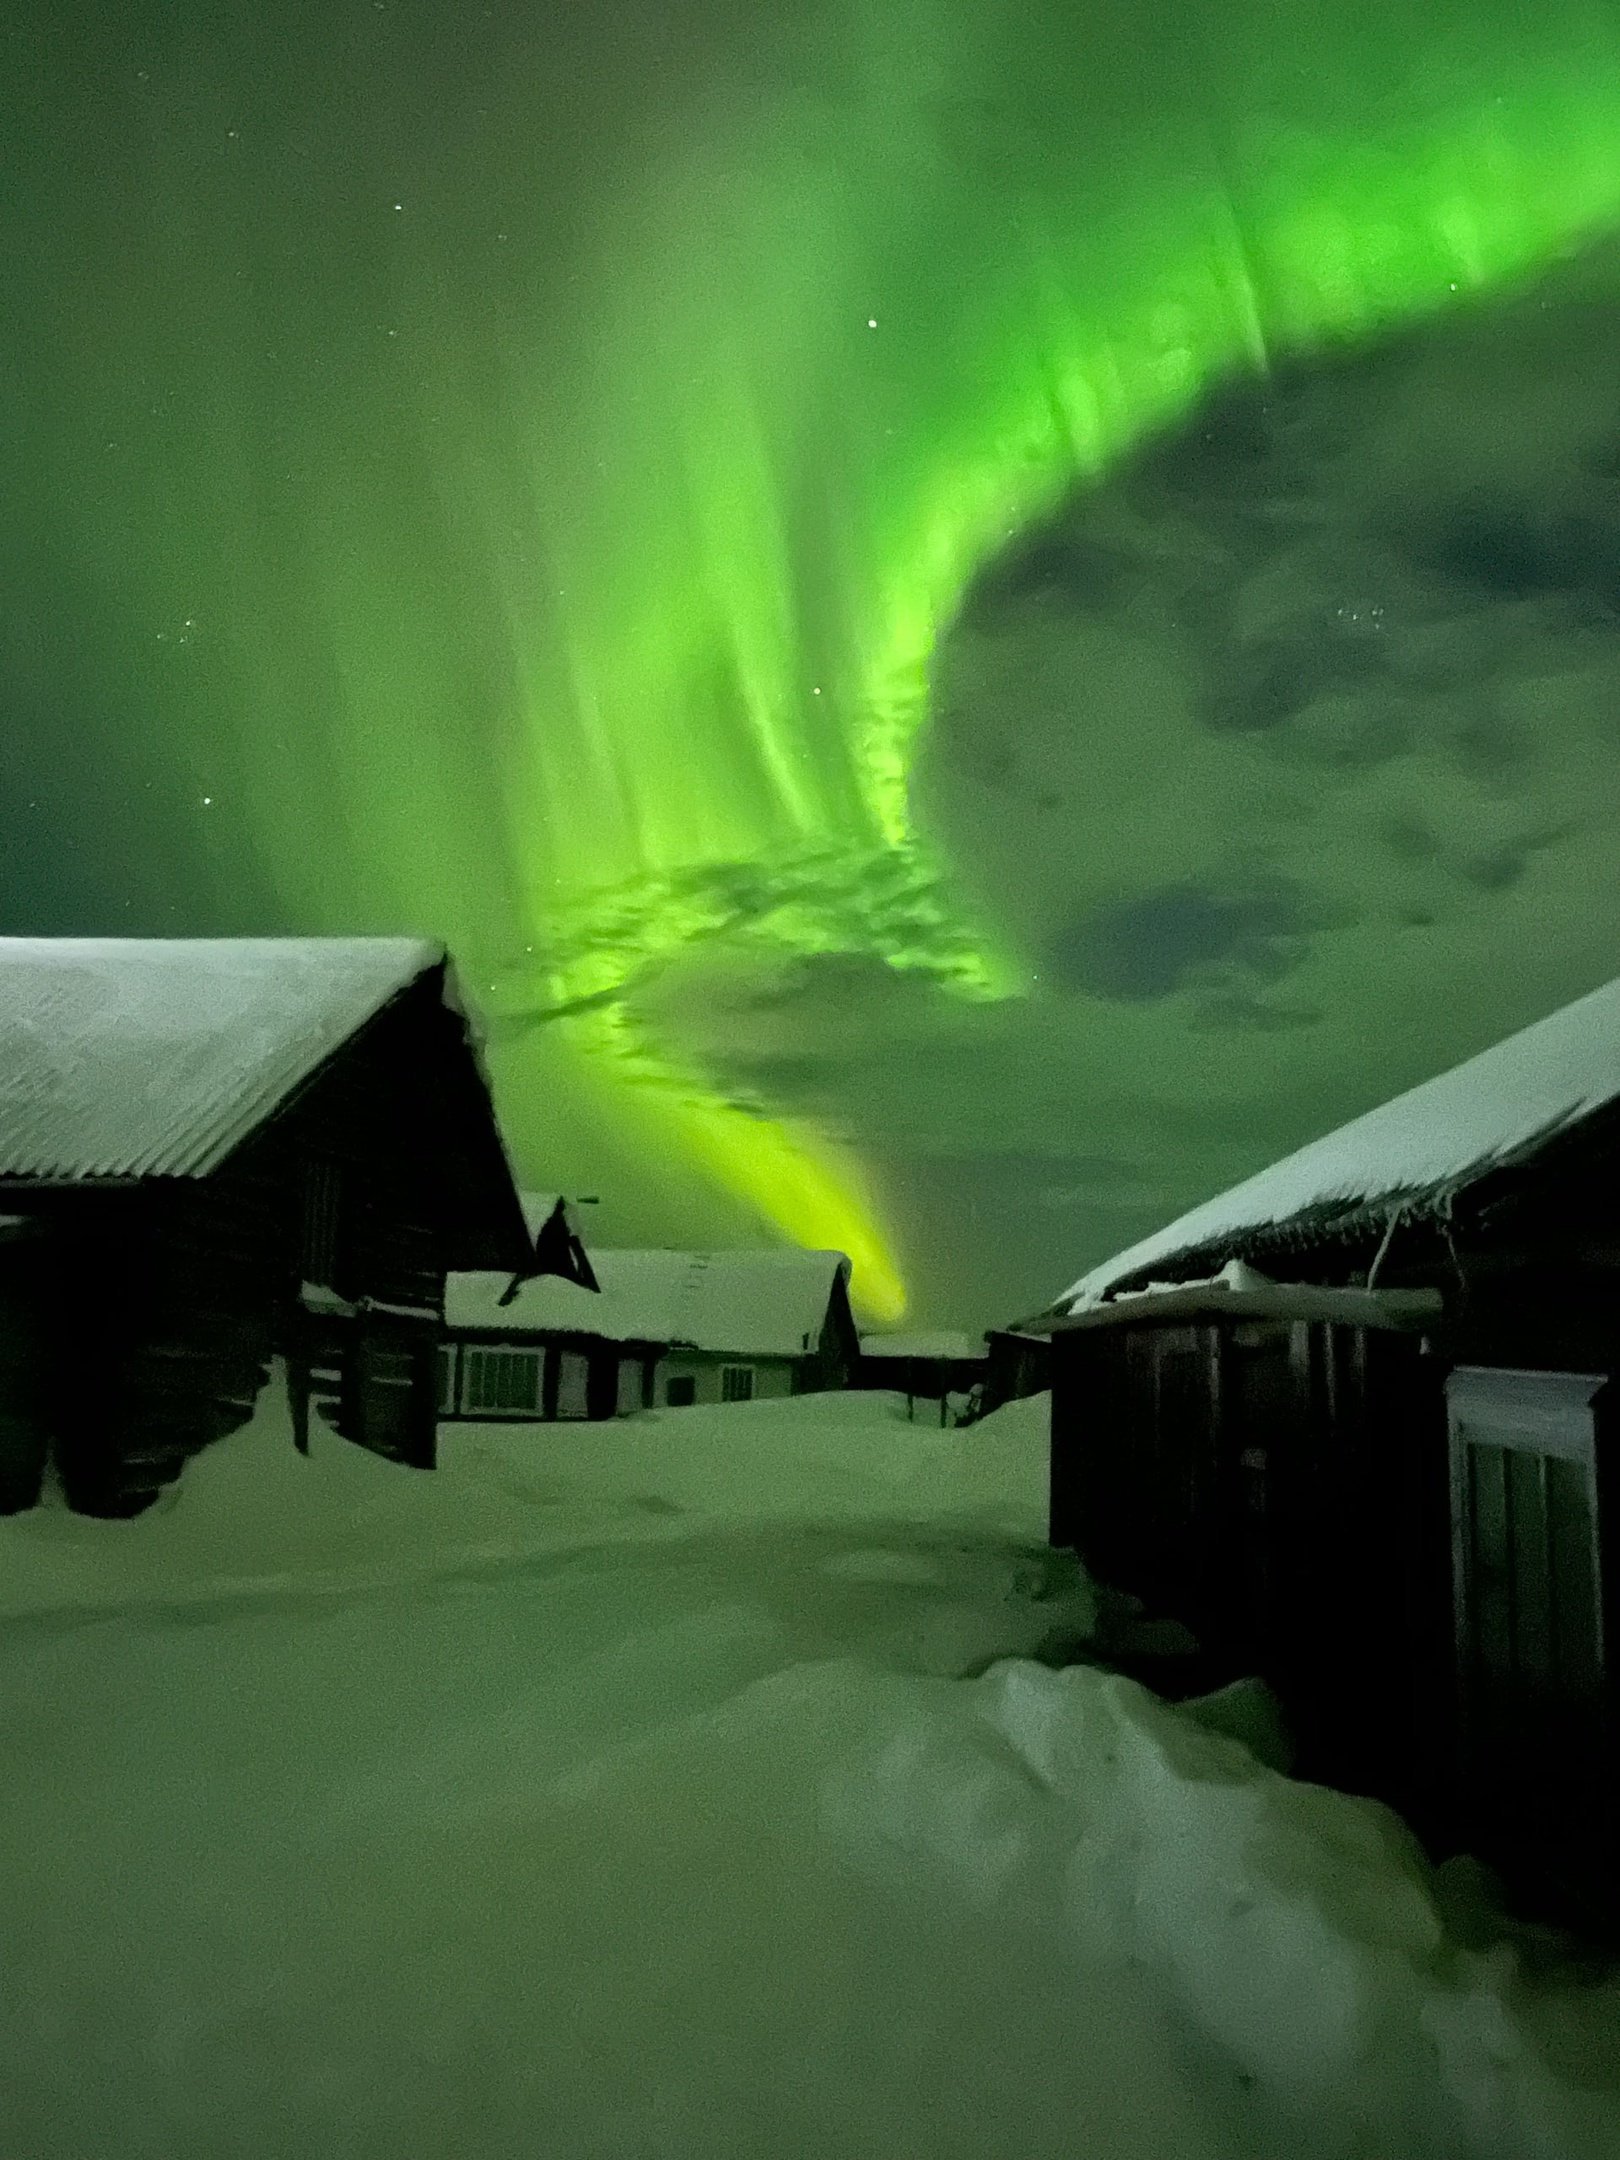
859 1330 987 1362
448 1246 851 1356
1060 971 1620 1312
0 937 449 1180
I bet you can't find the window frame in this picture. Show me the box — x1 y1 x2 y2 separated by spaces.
462 1344 544 1417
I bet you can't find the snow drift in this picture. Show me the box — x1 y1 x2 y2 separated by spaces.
1 1383 1616 2159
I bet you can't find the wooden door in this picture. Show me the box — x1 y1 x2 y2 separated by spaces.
1447 1366 1612 1909
347 1318 437 1469
1214 1324 1293 1658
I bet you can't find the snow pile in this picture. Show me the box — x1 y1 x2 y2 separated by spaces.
2 1385 1618 2159
0 1375 1055 1618
819 1658 1620 2157
0 1380 534 1617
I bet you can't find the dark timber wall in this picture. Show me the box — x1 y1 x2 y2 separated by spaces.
2 969 524 1514
1052 1100 1620 1929
1050 1314 1450 1825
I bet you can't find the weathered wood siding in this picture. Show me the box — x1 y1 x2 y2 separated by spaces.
0 1233 50 1512
1444 1366 1618 1919
4 970 524 1512
981 1330 1050 1413
1050 1316 1448 1826
1056 1105 1620 1926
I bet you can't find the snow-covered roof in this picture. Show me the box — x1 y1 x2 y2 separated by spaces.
860 1331 987 1363
447 1246 850 1356
1053 1260 1439 1333
1062 971 1620 1310
0 937 447 1180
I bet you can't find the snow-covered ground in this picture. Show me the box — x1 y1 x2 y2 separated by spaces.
2 1381 1618 2159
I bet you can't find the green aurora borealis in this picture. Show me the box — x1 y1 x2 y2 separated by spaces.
7 0 1620 1321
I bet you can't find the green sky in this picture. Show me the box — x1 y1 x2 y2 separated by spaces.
5 0 1620 1324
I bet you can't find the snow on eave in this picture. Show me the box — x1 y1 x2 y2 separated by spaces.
858 1330 987 1362
1051 1259 1441 1334
1058 969 1620 1312
0 936 448 1181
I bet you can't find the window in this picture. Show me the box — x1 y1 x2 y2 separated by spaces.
721 1365 755 1403
301 1157 344 1285
554 1350 590 1419
436 1346 458 1415
1446 1365 1609 1883
665 1375 696 1408
615 1358 647 1418
463 1346 542 1415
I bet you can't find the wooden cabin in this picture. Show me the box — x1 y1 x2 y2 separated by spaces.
1036 971 1620 1927
0 937 530 1514
442 1237 858 1421
980 1325 1052 1414
855 1331 989 1425
1046 1266 1450 1837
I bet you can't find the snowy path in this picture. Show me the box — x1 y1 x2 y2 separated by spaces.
2 1389 1618 2159
1 1553 1286 2160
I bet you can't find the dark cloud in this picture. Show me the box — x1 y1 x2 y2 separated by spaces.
1454 822 1577 893
1381 812 1574 893
1264 692 1415 768
1403 497 1620 622
1443 704 1534 784
1047 874 1318 1002
958 525 1130 623
1191 992 1321 1033
723 1048 853 1101
1382 812 1443 864
945 252 1620 796
1461 846 1530 893
916 1146 1158 1194
1208 637 1369 734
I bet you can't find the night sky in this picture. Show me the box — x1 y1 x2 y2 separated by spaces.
6 1 1620 1327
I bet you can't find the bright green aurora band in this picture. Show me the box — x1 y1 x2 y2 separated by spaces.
10 0 1620 1317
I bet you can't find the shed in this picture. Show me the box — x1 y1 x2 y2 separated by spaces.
443 1239 857 1421
1038 969 1620 1925
855 1331 989 1424
1047 1263 1447 1822
0 937 530 1513
980 1325 1051 1414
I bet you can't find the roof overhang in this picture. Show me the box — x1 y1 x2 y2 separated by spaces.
1052 1267 1441 1335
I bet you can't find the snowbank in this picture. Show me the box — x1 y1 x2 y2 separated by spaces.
3 1383 1618 2160
815 1657 1620 2158
0 1375 1055 1619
